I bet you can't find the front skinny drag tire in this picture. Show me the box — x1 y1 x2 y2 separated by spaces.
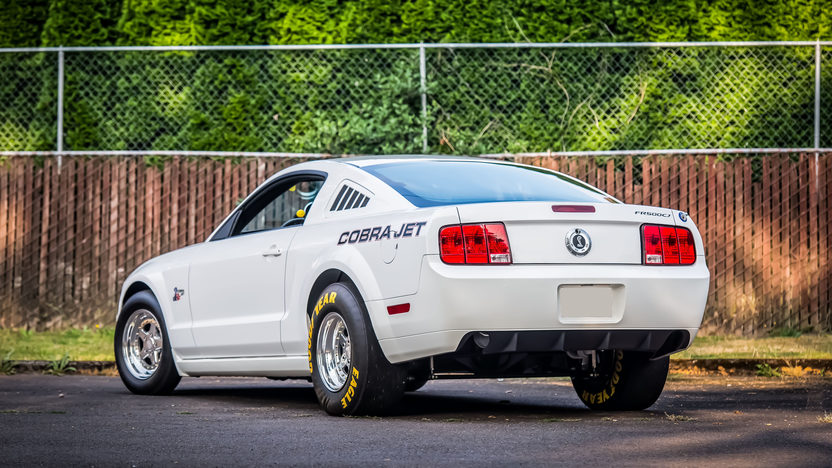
114 290 181 395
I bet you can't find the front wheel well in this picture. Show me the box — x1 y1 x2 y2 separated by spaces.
119 282 153 321
306 269 360 317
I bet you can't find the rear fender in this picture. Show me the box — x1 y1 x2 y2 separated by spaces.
283 251 385 356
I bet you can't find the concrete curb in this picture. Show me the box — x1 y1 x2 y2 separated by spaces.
671 358 831 375
5 359 831 375
9 360 115 373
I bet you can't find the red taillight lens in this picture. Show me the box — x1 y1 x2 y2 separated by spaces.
439 225 465 264
483 223 512 263
660 226 680 265
642 225 663 264
642 224 696 265
677 228 696 265
552 205 596 213
440 223 512 264
462 224 488 263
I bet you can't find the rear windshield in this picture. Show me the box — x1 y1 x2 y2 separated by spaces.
361 160 614 208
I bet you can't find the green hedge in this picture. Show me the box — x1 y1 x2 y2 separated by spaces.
0 1 830 153
6 0 826 47
57 49 424 153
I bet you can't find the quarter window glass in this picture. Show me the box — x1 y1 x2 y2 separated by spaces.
240 180 323 234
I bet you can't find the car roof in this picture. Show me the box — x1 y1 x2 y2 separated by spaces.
333 155 507 168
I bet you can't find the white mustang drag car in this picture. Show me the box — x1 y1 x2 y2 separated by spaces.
115 157 709 415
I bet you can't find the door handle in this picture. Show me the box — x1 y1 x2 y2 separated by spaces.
262 245 283 257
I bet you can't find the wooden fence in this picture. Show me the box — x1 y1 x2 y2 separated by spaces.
0 154 829 335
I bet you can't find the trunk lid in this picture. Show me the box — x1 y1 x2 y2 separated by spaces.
455 202 677 265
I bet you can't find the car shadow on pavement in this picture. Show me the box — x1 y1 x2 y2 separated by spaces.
157 377 831 419
394 392 591 419
171 381 320 408
168 380 595 419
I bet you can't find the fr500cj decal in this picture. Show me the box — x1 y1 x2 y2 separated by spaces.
338 221 427 245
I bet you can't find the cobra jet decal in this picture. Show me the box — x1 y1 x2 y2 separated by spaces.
338 221 427 245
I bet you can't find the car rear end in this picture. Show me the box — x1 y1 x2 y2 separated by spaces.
358 159 709 369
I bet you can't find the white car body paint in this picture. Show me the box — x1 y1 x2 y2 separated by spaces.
117 157 709 377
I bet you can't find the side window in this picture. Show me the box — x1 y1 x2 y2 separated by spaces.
236 178 324 235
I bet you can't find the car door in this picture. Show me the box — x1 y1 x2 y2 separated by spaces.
188 175 325 358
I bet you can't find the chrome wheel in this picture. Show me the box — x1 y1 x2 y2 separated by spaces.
316 312 351 392
121 309 163 380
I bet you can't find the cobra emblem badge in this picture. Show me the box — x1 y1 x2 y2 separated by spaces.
565 228 591 256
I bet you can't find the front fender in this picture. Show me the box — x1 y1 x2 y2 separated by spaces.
117 263 197 366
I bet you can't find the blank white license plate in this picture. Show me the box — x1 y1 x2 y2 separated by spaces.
557 284 623 324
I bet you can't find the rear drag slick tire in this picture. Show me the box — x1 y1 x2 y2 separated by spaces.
571 351 669 411
308 282 406 416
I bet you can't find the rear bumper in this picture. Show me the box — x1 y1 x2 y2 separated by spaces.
369 255 710 364
455 329 691 358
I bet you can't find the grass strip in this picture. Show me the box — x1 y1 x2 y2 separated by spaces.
1 328 831 362
675 334 832 360
1 327 115 362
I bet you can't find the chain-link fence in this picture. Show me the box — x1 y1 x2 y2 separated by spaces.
431 45 826 153
0 42 830 155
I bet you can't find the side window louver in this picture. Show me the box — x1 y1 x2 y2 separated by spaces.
330 184 371 211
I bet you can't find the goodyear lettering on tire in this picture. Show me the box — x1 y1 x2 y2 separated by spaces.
313 291 337 317
580 350 624 405
308 291 338 373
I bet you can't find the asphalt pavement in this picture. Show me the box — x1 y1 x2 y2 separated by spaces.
0 374 830 467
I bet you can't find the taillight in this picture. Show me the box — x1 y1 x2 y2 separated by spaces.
677 228 696 264
643 225 663 264
483 223 511 263
641 224 696 265
660 226 680 265
439 223 512 264
438 225 465 264
462 224 488 263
